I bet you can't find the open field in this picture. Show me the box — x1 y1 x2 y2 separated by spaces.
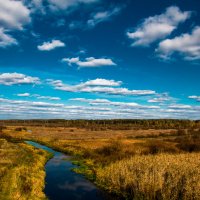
0 120 200 199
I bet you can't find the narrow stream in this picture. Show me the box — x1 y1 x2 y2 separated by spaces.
26 141 107 200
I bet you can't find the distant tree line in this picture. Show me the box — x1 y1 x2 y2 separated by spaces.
0 119 200 130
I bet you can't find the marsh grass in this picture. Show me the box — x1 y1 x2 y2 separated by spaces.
0 139 51 200
96 153 200 200
1 126 200 200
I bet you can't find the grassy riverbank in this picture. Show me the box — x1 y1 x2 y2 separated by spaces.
1 124 200 199
0 138 51 200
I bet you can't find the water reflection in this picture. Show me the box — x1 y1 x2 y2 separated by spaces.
26 141 107 200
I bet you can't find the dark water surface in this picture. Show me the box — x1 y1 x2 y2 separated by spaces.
26 141 106 200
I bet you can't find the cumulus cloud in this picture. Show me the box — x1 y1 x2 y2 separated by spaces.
157 26 200 60
189 95 200 102
83 79 121 86
0 28 18 47
38 40 65 51
0 0 31 30
0 0 30 47
127 6 191 47
62 57 116 68
17 93 30 97
48 78 156 96
0 73 40 86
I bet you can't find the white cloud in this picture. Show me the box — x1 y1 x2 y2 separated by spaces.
70 98 110 104
0 73 40 86
49 78 121 88
127 6 191 47
15 93 61 100
33 94 61 101
168 104 192 109
78 87 155 95
24 0 99 14
1 96 199 119
84 79 121 86
0 28 17 47
0 97 116 119
37 96 60 101
17 93 30 97
0 98 63 107
189 95 200 102
47 0 99 11
68 6 123 30
148 97 170 103
38 40 65 51
0 0 30 48
157 26 200 60
0 0 31 30
70 97 159 109
62 57 116 67
87 7 122 27
48 78 156 96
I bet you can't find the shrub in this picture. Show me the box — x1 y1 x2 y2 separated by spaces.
143 140 180 154
0 126 6 133
177 140 200 152
95 140 122 157
15 127 27 132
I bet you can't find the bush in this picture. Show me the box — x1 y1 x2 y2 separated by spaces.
143 140 180 154
177 140 200 152
15 127 27 132
82 140 129 165
174 129 200 152
95 141 122 156
176 129 188 136
0 126 6 133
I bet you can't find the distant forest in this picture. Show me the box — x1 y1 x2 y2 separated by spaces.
1 119 200 130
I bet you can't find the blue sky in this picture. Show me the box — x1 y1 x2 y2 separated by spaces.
0 0 200 119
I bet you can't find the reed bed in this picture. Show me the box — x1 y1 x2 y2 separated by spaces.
96 153 200 200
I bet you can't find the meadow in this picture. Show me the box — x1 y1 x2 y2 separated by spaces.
0 120 200 200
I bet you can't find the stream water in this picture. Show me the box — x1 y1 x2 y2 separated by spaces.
26 141 107 200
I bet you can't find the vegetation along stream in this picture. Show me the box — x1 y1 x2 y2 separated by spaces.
26 141 107 200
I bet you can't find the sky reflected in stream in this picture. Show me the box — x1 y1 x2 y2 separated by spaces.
26 141 107 200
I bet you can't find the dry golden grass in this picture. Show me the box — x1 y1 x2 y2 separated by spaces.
2 126 176 153
96 153 200 200
0 139 51 200
3 126 176 140
2 126 200 199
